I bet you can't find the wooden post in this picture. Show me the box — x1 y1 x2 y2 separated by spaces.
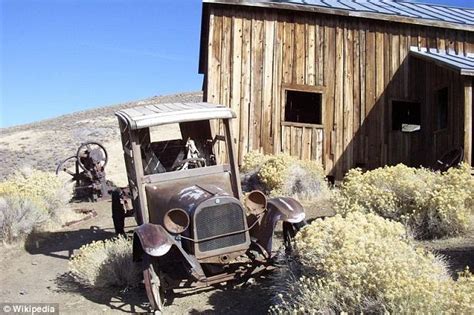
224 119 243 199
130 131 148 225
464 76 472 165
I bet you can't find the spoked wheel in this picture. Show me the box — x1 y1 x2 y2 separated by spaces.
76 141 108 172
143 254 164 313
56 155 79 178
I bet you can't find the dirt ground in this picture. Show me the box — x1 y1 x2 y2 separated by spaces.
0 200 278 314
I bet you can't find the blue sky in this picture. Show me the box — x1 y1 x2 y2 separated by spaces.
1 0 473 128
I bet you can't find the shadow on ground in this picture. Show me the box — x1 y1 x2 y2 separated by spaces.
55 272 149 314
24 226 116 260
436 247 474 276
187 277 274 314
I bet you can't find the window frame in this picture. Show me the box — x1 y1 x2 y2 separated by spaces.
434 86 449 132
390 98 422 133
281 84 325 128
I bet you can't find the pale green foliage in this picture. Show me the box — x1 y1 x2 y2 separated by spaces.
69 236 141 288
0 167 72 216
0 167 75 244
0 196 49 243
241 151 271 173
335 163 473 239
271 213 474 314
246 153 329 199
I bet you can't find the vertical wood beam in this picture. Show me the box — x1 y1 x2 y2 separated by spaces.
224 119 243 199
464 76 472 165
130 132 148 225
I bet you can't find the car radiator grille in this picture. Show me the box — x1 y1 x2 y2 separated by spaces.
195 202 246 252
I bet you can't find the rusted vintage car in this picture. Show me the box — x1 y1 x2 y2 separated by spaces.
113 102 306 311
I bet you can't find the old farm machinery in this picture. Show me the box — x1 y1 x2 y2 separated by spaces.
56 141 114 201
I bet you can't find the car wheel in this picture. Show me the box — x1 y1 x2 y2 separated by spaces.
282 221 307 253
143 254 164 312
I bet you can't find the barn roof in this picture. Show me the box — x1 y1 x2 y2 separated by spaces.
203 0 474 31
115 102 236 130
409 47 474 76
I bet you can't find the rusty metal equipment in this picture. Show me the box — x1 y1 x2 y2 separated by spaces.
432 147 464 172
114 103 308 312
56 141 113 201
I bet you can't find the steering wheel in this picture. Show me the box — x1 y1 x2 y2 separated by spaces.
174 157 206 171
76 142 108 173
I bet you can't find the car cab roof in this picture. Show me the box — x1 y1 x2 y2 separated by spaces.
115 102 236 130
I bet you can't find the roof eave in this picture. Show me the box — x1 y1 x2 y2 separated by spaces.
202 0 474 32
409 48 474 77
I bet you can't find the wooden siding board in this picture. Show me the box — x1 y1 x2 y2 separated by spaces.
273 19 284 154
306 18 316 85
334 24 344 177
343 24 354 173
250 15 264 151
464 77 472 165
317 19 325 87
324 18 336 173
262 12 275 154
294 20 306 85
231 14 243 157
239 15 252 162
353 22 361 164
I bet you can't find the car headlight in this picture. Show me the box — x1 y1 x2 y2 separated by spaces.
163 208 190 234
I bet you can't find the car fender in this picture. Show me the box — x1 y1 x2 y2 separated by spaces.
267 197 306 223
252 197 306 255
132 223 207 280
133 223 174 261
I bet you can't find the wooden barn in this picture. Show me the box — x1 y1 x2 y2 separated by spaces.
198 0 474 178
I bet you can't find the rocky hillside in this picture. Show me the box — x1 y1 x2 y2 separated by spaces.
0 91 202 184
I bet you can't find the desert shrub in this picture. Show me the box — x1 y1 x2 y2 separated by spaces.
69 236 141 288
0 167 72 216
335 163 473 239
0 195 49 243
243 153 329 200
241 151 270 173
271 212 474 314
0 167 76 244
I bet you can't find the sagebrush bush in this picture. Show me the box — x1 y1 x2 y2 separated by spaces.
0 167 72 216
69 236 141 288
271 212 474 314
0 196 49 243
0 167 76 244
242 153 329 200
335 163 473 239
241 151 271 173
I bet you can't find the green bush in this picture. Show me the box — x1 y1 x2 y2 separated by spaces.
69 236 141 288
0 196 49 243
335 163 473 239
0 168 76 244
271 212 474 314
241 151 271 173
0 167 72 216
242 153 329 200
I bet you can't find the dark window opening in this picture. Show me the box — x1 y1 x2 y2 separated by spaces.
436 87 448 130
284 90 322 124
392 100 421 132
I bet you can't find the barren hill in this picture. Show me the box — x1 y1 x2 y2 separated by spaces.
0 91 202 184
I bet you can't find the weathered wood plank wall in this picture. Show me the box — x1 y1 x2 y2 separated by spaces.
204 5 474 177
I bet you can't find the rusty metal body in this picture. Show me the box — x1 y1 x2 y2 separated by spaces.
114 103 306 310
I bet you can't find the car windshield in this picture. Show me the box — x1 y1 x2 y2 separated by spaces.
140 119 226 175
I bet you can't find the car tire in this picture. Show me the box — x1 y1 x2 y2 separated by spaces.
143 254 164 313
